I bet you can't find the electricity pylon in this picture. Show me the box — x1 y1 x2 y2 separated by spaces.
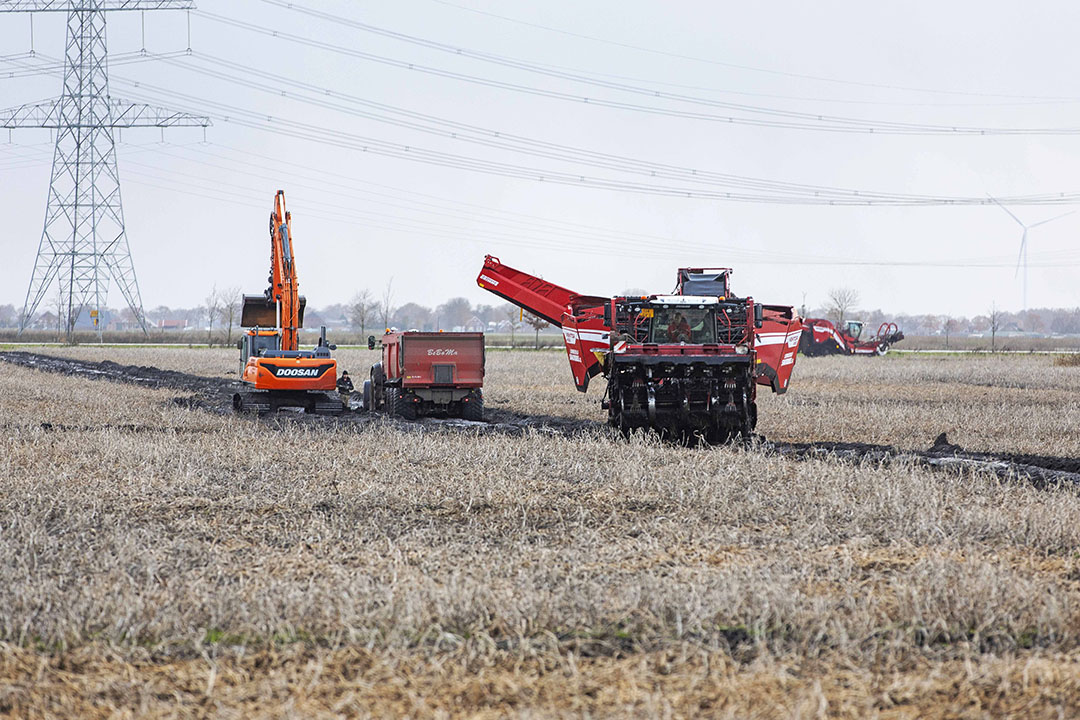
0 1 209 340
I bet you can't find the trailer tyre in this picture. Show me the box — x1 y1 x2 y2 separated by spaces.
370 363 386 409
387 387 417 421
362 380 373 411
462 391 484 422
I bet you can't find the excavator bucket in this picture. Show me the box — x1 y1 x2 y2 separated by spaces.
240 294 306 328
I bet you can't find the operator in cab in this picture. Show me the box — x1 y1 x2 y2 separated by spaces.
667 311 692 343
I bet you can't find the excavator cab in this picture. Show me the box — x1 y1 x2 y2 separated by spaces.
239 328 280 373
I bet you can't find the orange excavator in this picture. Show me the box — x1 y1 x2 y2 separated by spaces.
232 191 342 414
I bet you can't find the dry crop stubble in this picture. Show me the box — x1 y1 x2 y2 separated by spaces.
2 348 1080 717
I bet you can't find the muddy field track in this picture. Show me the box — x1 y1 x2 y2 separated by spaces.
3 350 1078 486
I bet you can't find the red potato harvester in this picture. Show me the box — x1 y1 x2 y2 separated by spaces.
476 255 802 442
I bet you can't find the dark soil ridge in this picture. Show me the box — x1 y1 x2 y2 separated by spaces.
767 433 1080 488
0 350 240 411
3 351 1077 486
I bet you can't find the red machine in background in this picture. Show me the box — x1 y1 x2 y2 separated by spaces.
364 331 485 420
477 256 802 442
233 191 342 414
799 318 904 356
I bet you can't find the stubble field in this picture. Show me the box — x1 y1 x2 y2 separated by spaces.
2 347 1080 718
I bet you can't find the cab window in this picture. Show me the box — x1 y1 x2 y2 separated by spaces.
650 307 716 343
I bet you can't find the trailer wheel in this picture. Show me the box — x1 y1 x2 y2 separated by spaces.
461 391 484 421
387 387 417 421
370 363 386 409
362 380 373 411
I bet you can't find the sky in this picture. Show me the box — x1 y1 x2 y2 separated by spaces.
2 0 1080 319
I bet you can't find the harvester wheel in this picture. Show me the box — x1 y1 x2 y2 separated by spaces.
705 425 730 444
461 391 484 422
741 402 758 438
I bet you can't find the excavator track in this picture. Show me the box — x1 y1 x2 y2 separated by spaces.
232 391 344 415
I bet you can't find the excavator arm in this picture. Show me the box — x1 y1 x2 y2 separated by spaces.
271 191 300 352
240 191 303 350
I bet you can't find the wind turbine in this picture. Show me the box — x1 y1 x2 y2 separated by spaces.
989 198 1074 313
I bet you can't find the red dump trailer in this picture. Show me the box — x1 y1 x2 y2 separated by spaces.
364 331 485 420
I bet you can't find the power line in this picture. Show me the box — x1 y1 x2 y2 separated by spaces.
419 0 1080 103
0 48 193 78
238 3 1080 134
11 47 1079 207
114 66 1080 206
6 141 1077 268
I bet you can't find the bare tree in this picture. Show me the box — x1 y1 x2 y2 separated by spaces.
942 316 960 350
504 304 520 347
378 278 395 332
51 285 73 343
205 285 221 347
524 312 549 349
826 287 859 328
349 289 373 337
988 304 1002 353
437 297 472 330
221 286 242 346
393 302 432 331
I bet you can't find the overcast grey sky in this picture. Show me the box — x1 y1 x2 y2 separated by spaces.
3 0 1080 318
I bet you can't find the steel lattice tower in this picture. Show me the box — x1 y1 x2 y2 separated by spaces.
0 1 208 339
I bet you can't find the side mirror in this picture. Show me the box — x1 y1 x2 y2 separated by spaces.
236 340 243 350
754 303 764 329
367 335 376 350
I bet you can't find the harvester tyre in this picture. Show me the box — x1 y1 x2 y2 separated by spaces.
461 392 484 422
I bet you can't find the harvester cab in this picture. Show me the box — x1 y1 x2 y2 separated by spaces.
232 191 343 414
844 320 864 341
